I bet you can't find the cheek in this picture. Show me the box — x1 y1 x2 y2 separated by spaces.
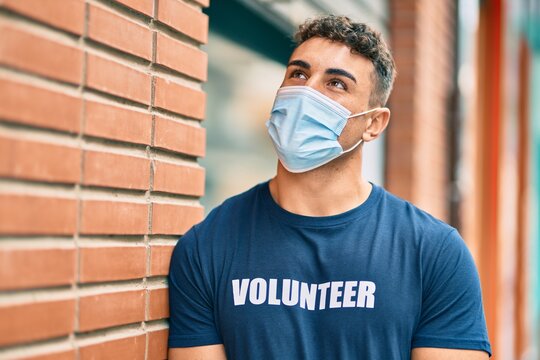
337 118 364 149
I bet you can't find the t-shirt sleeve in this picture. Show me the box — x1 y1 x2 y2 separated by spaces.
412 229 492 356
168 226 222 348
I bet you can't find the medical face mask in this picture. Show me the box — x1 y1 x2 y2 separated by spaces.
265 85 380 173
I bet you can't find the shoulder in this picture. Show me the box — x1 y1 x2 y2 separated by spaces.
377 185 455 240
377 189 476 285
172 181 266 252
197 181 265 231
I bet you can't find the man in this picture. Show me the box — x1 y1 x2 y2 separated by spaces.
168 15 491 359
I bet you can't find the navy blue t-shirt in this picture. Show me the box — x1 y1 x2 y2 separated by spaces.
168 181 491 359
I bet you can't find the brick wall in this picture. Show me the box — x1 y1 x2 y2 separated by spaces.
387 0 455 221
0 0 209 358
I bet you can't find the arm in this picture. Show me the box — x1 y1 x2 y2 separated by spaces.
412 348 489 360
411 230 491 356
169 344 227 360
168 229 224 355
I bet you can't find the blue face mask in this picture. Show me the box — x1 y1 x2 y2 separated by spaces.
265 86 380 173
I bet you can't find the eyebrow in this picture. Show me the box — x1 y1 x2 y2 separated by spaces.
287 59 311 69
326 68 357 83
287 60 357 84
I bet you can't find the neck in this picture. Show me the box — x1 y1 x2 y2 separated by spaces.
268 150 372 216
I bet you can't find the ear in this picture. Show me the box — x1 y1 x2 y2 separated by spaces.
362 108 390 142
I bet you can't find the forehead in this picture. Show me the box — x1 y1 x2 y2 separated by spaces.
289 37 374 82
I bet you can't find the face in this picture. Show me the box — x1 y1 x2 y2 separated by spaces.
280 37 390 150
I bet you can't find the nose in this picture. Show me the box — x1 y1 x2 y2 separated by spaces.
304 74 326 94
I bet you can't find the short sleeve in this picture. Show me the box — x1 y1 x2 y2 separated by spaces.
412 229 492 356
168 226 222 348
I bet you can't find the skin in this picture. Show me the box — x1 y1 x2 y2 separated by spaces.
169 37 489 360
169 344 226 360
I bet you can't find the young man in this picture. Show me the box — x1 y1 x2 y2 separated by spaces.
168 15 491 359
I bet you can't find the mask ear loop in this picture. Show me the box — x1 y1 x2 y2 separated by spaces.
341 137 364 154
348 107 380 119
341 108 380 153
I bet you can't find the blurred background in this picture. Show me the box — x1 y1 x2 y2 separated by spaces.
202 0 540 358
0 0 538 358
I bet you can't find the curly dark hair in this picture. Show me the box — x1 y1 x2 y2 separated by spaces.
294 15 396 107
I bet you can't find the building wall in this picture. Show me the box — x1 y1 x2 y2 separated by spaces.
443 0 539 357
387 0 456 222
532 51 540 360
0 0 208 358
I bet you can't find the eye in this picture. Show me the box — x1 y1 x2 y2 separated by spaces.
328 79 347 90
290 70 307 80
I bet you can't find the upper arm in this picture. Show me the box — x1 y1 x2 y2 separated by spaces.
412 347 489 360
169 344 227 360
168 228 223 348
412 230 491 356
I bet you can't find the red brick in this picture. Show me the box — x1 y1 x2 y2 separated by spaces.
0 299 75 346
151 203 203 235
0 248 75 290
83 151 150 190
0 194 77 235
84 101 152 145
153 161 205 196
0 23 82 84
392 0 417 11
0 77 81 133
157 0 208 43
86 54 151 104
116 0 153 16
155 33 207 81
78 290 145 331
22 349 76 360
154 117 205 157
79 334 145 360
80 200 148 235
150 244 175 276
0 136 81 184
79 246 146 283
154 77 206 119
386 1 455 218
147 329 168 360
147 287 169 320
88 4 152 60
0 0 84 34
